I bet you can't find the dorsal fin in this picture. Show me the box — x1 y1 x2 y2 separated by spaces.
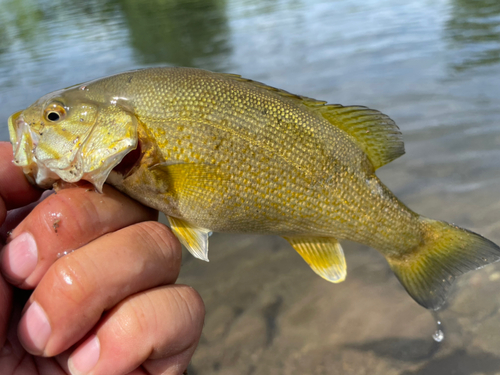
219 73 405 169
315 104 404 169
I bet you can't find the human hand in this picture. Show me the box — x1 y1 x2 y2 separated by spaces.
0 141 205 375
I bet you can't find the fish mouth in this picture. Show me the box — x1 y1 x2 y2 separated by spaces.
7 110 23 143
8 111 66 188
8 111 38 186
8 108 139 192
8 110 29 161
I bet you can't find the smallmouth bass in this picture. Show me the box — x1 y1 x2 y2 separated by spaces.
8 67 500 310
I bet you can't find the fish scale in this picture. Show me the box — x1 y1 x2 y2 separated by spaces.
9 67 500 310
125 71 421 246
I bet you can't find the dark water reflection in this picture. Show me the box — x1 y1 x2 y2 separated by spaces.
118 0 231 69
446 0 500 71
1 0 500 374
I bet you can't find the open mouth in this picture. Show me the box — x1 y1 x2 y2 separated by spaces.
112 140 143 177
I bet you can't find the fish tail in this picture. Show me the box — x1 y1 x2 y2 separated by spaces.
387 218 500 310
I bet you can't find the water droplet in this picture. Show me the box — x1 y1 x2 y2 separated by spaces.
431 311 445 342
432 327 444 342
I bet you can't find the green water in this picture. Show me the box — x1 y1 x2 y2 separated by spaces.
1 0 500 373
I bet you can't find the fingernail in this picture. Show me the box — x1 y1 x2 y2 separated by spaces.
1 232 38 281
68 334 100 375
19 301 51 354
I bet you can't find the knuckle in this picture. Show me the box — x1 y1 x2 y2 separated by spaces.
172 286 206 329
134 222 182 268
151 286 205 358
47 256 91 306
114 298 150 340
117 286 206 360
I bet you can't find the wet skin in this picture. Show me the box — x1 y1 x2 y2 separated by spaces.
0 142 205 375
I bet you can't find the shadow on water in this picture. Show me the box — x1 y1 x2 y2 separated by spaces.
263 295 283 346
117 0 231 69
344 337 442 363
346 338 500 375
445 0 500 72
401 349 500 375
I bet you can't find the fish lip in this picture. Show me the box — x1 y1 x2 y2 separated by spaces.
7 110 23 145
8 111 36 167
7 111 61 188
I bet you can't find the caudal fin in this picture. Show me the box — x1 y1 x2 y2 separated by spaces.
387 218 500 310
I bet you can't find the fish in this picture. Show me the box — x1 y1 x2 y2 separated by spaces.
8 67 500 310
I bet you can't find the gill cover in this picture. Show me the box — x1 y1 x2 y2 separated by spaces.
79 106 138 192
9 100 138 192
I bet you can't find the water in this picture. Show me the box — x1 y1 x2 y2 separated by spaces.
2 0 500 373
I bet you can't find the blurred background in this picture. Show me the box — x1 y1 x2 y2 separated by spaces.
2 0 500 373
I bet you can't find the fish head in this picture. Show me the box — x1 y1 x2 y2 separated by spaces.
8 85 138 192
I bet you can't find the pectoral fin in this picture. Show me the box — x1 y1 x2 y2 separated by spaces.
150 162 229 201
168 216 211 262
284 237 346 283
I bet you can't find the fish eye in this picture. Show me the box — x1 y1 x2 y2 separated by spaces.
44 103 66 122
47 112 60 121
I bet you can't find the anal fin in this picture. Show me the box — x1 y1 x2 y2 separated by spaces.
168 216 212 262
284 237 346 283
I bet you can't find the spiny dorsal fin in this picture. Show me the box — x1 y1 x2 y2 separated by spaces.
220 73 405 169
284 236 346 283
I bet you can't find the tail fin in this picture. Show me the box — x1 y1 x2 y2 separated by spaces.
387 218 500 310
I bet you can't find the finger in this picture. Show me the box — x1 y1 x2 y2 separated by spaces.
34 357 67 375
0 301 66 374
65 285 204 375
0 142 42 214
0 288 30 373
0 275 12 351
0 190 54 242
17 221 182 357
1 183 158 287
